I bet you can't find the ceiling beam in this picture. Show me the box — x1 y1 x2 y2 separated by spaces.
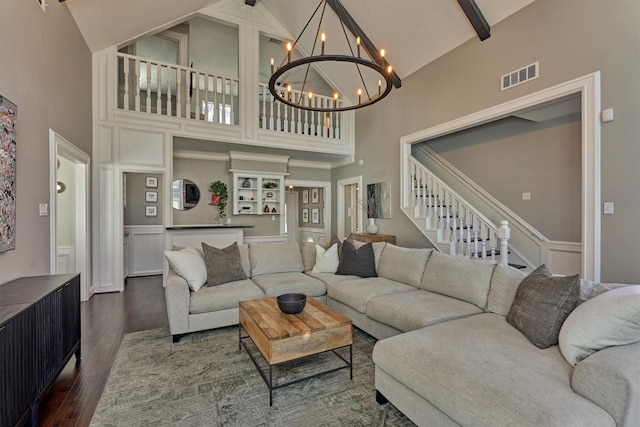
326 0 401 89
457 0 491 41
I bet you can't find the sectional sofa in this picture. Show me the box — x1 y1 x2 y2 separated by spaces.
163 240 640 426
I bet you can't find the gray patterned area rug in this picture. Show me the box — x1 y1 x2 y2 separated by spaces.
90 326 416 426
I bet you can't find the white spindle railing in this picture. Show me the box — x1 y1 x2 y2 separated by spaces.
258 83 343 140
407 155 510 265
117 53 239 125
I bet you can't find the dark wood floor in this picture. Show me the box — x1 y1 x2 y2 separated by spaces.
38 275 168 427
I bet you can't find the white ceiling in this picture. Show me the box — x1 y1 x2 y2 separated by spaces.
65 0 534 80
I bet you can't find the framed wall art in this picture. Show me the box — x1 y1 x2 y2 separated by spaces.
145 205 158 217
145 191 158 202
312 208 320 224
302 189 309 204
0 95 17 252
311 187 319 204
146 176 158 188
367 181 392 219
302 208 309 223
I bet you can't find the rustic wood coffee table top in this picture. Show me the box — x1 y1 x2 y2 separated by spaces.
239 296 352 365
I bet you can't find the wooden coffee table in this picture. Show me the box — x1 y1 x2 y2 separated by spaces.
239 296 353 405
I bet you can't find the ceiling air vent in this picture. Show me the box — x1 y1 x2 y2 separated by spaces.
501 62 539 90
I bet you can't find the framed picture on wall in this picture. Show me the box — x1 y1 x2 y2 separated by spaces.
145 191 158 202
312 208 320 224
302 208 309 223
311 188 319 203
146 176 158 188
302 189 309 204
145 205 158 217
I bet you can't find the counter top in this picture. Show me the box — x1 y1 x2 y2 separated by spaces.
166 224 255 230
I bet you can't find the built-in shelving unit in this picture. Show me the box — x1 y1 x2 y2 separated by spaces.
231 171 285 216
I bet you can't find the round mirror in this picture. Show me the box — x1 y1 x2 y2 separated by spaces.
172 179 200 211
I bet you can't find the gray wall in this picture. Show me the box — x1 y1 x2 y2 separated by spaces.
333 0 640 283
0 0 92 283
420 116 582 242
124 173 163 226
172 157 229 224
190 17 238 77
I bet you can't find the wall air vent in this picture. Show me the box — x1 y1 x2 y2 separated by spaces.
501 62 539 90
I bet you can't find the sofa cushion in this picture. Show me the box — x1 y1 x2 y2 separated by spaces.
311 243 339 274
506 264 580 349
419 251 496 309
487 263 527 316
305 272 361 286
250 272 326 297
249 242 304 276
336 240 377 277
327 277 415 313
377 244 432 288
202 242 247 287
559 285 640 366
300 241 316 272
372 313 615 427
164 247 207 292
367 289 482 332
189 279 264 314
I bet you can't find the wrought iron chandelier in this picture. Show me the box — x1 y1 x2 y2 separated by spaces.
268 0 401 113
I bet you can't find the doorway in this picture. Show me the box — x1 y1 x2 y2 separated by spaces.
337 176 363 238
49 130 91 301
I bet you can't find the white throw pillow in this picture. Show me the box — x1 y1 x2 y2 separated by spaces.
164 247 207 292
559 285 640 366
311 243 339 274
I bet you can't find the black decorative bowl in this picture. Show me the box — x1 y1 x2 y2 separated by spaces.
277 293 307 314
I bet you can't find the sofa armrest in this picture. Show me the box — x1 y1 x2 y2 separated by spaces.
571 340 640 426
164 270 191 336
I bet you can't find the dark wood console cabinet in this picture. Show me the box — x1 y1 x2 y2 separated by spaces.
0 274 81 427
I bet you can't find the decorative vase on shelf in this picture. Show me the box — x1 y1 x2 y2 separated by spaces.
242 178 251 188
366 218 379 235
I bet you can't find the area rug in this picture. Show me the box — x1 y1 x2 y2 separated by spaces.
90 326 416 426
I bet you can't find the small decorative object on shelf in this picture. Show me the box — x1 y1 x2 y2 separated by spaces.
263 204 270 213
366 218 379 235
209 180 228 219
263 181 278 189
242 178 251 188
272 207 277 213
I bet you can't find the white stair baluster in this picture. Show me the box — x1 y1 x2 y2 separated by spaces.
145 62 152 113
156 63 162 115
123 58 130 111
134 59 141 113
166 66 173 117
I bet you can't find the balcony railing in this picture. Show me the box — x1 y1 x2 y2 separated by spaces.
115 53 345 140
258 83 342 140
117 53 239 125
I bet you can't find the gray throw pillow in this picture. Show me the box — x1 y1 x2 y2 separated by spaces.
202 242 247 286
335 240 377 278
506 264 580 349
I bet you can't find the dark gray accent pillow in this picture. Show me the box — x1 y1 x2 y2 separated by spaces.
202 242 247 286
506 264 580 349
335 240 377 278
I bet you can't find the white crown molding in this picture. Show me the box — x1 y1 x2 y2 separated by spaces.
229 150 289 163
173 150 229 162
288 159 332 170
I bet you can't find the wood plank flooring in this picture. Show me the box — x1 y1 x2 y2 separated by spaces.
37 275 168 427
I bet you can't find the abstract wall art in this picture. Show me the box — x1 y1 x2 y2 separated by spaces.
0 95 17 252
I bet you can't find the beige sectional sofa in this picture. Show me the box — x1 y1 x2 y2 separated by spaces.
164 240 640 426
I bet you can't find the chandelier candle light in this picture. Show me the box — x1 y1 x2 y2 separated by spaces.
268 0 401 113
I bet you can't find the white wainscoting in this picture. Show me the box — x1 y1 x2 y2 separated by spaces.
545 241 581 276
57 245 76 274
299 228 327 245
124 225 164 277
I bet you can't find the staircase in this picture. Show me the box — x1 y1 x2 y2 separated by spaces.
402 155 530 269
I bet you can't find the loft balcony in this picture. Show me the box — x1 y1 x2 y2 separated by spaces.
115 52 354 159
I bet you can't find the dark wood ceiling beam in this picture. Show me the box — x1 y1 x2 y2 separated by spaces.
326 0 401 88
457 0 491 41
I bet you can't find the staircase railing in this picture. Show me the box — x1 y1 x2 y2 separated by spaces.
406 155 510 265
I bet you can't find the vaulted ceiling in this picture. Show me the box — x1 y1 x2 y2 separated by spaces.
65 0 535 80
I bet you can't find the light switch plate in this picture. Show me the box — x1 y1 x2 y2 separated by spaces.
603 202 614 215
39 203 48 216
522 192 531 201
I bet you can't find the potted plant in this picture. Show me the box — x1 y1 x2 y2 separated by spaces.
209 180 228 219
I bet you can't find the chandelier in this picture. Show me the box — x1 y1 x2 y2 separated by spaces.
268 0 401 113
